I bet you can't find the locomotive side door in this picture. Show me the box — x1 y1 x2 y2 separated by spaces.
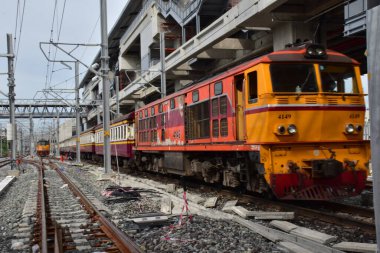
234 74 245 141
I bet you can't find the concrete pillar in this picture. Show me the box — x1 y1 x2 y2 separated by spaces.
272 22 315 51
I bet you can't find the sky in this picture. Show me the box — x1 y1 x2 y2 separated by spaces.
0 0 127 136
0 0 127 98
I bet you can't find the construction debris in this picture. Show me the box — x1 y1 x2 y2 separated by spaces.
204 197 218 208
222 200 238 211
332 242 377 253
270 220 337 244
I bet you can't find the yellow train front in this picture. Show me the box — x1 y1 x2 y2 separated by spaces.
36 140 50 157
245 45 370 200
134 44 370 200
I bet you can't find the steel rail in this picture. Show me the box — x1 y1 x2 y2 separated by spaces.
50 162 142 253
38 160 48 253
0 159 11 168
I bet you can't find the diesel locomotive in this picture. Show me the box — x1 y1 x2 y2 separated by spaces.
61 44 370 200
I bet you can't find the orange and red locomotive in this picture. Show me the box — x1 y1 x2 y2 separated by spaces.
134 44 370 200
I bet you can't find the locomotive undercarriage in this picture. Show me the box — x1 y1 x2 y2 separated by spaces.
135 151 270 194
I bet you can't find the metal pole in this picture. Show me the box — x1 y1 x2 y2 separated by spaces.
75 61 81 164
160 32 166 98
19 128 23 156
115 76 120 116
367 4 380 252
30 113 33 156
100 0 111 173
56 114 59 156
7 34 16 169
1 128 3 157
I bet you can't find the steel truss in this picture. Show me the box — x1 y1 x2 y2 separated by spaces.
0 99 98 118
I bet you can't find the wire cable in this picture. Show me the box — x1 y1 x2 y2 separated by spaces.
49 0 67 87
79 15 100 61
15 0 27 69
14 0 20 52
44 0 58 88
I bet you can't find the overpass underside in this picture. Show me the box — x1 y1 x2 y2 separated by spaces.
84 0 368 125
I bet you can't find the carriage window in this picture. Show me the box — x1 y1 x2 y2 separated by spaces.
144 109 148 117
212 119 219 137
248 71 258 103
170 99 175 109
319 65 359 93
151 107 155 116
139 111 142 119
215 82 223 95
212 98 219 117
270 64 317 92
220 96 227 115
192 90 199 102
186 100 210 139
159 103 163 113
220 118 228 137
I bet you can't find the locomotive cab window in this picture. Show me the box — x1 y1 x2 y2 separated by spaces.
214 82 223 95
192 90 199 102
319 65 359 93
270 64 317 93
248 71 258 103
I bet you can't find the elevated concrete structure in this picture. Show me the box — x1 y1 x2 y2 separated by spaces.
79 0 369 128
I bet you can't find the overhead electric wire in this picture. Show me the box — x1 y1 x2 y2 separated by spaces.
48 0 67 87
15 0 27 69
79 15 100 61
13 0 20 50
44 0 58 88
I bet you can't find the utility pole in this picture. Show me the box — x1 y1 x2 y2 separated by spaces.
367 2 380 251
100 0 111 173
75 61 81 164
160 32 166 98
115 76 120 116
7 34 16 169
29 113 33 156
56 114 60 156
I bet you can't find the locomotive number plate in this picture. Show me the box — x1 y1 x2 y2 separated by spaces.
278 114 292 119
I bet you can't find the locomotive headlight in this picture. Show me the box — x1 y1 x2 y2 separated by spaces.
304 44 327 59
287 124 297 135
277 125 286 135
356 125 363 132
345 124 355 134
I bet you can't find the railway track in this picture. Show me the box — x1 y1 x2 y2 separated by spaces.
28 159 142 253
0 158 11 168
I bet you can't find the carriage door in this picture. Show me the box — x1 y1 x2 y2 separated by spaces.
234 74 245 140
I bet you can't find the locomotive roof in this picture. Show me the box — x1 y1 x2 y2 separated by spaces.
136 46 359 111
94 111 135 130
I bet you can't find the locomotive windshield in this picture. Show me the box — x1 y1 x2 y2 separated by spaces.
270 64 318 92
319 64 359 93
38 140 49 145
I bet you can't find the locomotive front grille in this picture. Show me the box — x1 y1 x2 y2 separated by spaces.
327 98 338 105
276 98 289 104
305 98 317 104
349 98 361 105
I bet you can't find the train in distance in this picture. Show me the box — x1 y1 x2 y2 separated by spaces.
36 139 50 157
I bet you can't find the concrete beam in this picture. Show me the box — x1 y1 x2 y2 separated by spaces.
212 38 256 50
197 49 236 59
